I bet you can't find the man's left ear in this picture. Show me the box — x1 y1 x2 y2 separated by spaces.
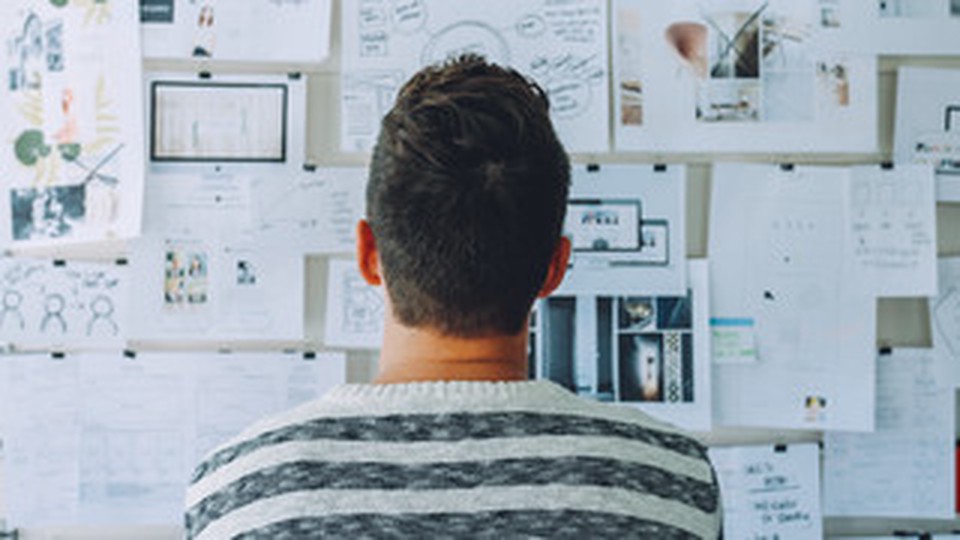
356 219 382 286
537 236 571 298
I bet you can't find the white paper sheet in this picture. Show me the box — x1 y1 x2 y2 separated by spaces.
129 173 305 341
557 164 686 296
844 165 938 297
534 261 712 431
340 0 610 153
711 164 877 431
324 258 385 350
140 0 332 63
895 67 960 202
0 257 127 349
829 0 960 55
709 444 823 540
931 257 960 384
823 348 957 519
612 0 877 153
0 1 145 248
145 72 308 171
0 350 345 527
252 167 367 255
0 354 80 528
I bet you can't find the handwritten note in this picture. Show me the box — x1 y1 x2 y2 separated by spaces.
709 444 823 540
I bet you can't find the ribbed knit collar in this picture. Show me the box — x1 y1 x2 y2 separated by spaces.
322 379 575 407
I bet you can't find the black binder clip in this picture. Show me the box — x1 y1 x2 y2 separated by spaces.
303 351 317 361
779 163 795 172
774 443 788 453
653 163 668 172
288 72 303 81
881 161 894 170
198 71 212 80
586 163 601 173
303 163 318 173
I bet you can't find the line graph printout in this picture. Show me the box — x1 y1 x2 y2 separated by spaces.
341 0 609 153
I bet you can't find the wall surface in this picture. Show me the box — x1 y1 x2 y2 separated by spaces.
6 1 960 537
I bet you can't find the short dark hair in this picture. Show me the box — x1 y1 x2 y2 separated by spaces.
367 54 570 337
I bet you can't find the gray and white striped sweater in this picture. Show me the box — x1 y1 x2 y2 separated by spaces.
185 380 721 539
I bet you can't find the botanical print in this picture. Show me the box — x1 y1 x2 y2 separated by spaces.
2 0 144 246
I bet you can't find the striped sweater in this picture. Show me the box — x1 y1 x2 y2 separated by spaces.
185 380 721 539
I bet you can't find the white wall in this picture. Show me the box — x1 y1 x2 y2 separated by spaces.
6 2 960 537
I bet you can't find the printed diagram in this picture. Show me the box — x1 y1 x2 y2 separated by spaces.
343 0 609 152
0 258 126 347
2 0 143 246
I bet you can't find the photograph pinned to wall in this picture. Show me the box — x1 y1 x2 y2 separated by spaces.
129 172 304 342
145 72 307 171
341 0 610 153
533 261 712 431
0 0 145 247
557 164 685 297
252 167 367 255
612 0 876 153
0 257 128 349
895 67 960 202
324 258 385 350
140 0 333 63
710 163 877 432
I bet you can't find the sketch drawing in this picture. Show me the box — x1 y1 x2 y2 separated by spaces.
342 0 610 153
0 257 127 347
341 269 384 336
1 1 145 246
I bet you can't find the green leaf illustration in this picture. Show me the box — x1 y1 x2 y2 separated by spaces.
14 130 51 166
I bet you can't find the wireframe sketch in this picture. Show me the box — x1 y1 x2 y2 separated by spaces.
0 257 126 346
342 271 384 336
2 1 144 246
324 258 385 348
342 0 610 153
